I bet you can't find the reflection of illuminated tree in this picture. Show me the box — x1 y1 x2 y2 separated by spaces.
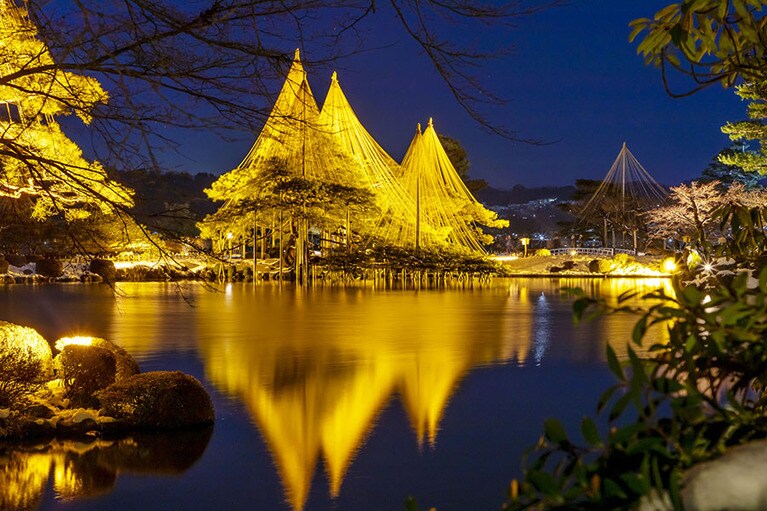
0 431 211 508
196 286 518 510
0 451 49 511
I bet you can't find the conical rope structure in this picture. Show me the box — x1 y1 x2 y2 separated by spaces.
318 72 443 249
207 49 365 198
578 143 668 249
579 142 668 220
580 143 668 217
206 50 506 261
398 119 507 254
205 50 377 280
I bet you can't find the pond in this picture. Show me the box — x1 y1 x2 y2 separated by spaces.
0 278 671 511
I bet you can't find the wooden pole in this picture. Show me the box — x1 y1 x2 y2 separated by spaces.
279 211 283 285
253 214 257 283
415 168 421 254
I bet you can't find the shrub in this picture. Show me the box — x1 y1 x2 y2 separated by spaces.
535 248 552 257
0 259 9 274
0 322 53 408
588 258 613 274
88 337 140 381
89 259 117 284
35 258 63 278
613 252 635 266
4 254 26 267
61 345 117 407
97 371 214 429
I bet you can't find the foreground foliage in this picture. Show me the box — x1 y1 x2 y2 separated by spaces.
632 0 767 95
507 202 767 509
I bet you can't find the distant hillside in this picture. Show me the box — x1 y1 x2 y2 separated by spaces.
475 184 576 206
118 169 218 236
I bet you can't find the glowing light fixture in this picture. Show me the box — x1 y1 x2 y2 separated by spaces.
520 237 530 257
661 258 677 274
55 336 95 351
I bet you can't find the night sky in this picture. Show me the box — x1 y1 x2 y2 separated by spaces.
167 0 748 190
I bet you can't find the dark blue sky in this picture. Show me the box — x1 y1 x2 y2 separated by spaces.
170 0 747 190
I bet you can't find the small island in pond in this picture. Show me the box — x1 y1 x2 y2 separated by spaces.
0 321 214 440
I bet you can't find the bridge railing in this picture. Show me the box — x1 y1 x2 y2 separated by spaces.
549 247 636 257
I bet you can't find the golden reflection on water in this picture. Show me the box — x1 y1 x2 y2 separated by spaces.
195 285 510 510
181 278 671 510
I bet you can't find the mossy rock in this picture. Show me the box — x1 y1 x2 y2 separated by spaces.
89 259 117 284
61 345 117 407
35 258 63 278
96 371 214 429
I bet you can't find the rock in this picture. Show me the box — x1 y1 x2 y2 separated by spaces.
96 371 214 429
71 409 99 424
57 417 99 436
60 345 117 407
24 417 56 438
682 440 767 510
24 404 54 419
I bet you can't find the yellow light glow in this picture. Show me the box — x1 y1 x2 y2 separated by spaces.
703 263 713 272
55 336 95 351
661 258 677 273
490 255 518 261
570 250 577 256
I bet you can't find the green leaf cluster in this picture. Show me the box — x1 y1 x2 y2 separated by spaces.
631 1 767 94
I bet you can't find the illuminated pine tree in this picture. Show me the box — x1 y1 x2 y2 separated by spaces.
0 0 132 221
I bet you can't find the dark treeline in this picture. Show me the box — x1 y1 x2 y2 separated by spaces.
475 184 576 206
118 170 218 237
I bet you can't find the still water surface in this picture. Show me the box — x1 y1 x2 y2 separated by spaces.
0 278 670 511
